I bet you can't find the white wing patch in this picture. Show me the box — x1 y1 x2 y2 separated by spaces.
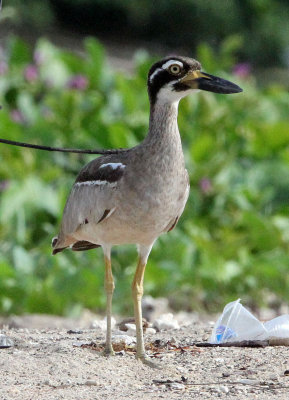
75 180 117 188
100 162 126 170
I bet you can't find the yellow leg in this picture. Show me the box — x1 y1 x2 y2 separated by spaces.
103 248 115 356
132 244 159 367
132 256 147 359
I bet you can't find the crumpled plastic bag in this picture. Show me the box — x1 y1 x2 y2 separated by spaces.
209 299 289 344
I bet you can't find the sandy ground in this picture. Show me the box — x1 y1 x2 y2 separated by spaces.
1 312 289 400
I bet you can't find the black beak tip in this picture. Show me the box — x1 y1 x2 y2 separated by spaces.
198 73 243 95
230 84 243 94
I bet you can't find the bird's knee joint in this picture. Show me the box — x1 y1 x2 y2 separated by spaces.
105 282 115 294
132 283 143 300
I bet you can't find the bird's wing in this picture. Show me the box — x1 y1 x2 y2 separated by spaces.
54 156 127 249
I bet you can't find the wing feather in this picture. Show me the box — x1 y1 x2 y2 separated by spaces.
53 154 127 250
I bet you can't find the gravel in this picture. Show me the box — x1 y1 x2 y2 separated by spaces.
1 314 289 399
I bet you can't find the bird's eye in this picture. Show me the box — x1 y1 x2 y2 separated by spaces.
168 64 182 75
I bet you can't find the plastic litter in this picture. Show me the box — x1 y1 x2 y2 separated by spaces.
210 299 289 344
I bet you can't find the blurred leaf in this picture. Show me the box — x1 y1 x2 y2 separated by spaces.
0 35 288 315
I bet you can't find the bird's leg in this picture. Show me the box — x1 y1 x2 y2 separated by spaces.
132 244 158 367
102 245 115 356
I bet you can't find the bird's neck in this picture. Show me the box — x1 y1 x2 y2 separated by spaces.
146 100 182 150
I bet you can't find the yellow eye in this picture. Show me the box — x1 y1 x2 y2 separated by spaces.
169 64 182 75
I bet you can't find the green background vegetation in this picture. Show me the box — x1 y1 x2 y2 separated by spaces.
0 35 288 316
5 0 289 67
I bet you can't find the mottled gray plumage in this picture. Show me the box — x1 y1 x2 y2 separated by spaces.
53 100 189 252
52 56 242 366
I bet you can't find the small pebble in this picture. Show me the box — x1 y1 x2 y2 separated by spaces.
222 372 230 378
112 334 136 346
84 380 100 386
284 370 289 376
67 329 83 334
153 313 180 331
72 341 91 347
0 334 14 348
169 383 185 390
124 323 136 336
239 379 259 385
91 317 116 331
146 327 157 335
220 385 229 393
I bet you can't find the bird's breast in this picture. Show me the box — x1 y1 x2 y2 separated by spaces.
117 162 189 233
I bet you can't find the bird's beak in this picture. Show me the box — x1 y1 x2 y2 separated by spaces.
180 70 242 94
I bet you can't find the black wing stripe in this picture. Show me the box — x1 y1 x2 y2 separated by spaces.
71 241 101 251
76 163 125 184
97 209 111 224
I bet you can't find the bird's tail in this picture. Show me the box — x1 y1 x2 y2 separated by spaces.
51 235 100 254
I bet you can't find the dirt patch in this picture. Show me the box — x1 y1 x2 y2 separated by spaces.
1 314 289 399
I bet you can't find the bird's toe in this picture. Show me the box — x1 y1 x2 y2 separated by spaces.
102 346 115 357
137 355 161 369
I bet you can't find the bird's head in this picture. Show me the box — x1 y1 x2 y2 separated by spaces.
148 56 242 105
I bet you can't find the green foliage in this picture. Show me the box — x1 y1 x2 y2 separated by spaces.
0 37 288 316
7 0 289 67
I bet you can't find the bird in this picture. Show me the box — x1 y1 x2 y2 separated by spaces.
52 56 242 367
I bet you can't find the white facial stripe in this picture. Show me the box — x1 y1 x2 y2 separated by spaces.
99 162 125 170
149 60 184 82
149 68 162 82
161 60 183 70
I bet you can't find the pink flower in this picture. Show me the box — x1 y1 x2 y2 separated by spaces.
10 109 26 124
0 61 8 75
33 51 44 66
67 75 88 90
199 178 212 195
0 180 10 192
233 63 251 79
24 64 38 82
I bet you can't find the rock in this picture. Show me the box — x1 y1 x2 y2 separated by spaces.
67 329 83 334
145 327 156 335
142 296 169 321
124 323 136 336
91 317 116 331
220 385 229 393
0 334 14 348
72 341 91 347
169 383 185 390
153 313 180 331
117 317 148 333
239 379 259 385
84 380 100 386
222 372 230 378
112 334 136 346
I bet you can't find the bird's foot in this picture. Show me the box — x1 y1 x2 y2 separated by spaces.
137 355 161 369
102 345 115 357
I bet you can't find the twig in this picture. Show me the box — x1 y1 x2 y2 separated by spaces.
195 340 269 348
0 138 127 155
